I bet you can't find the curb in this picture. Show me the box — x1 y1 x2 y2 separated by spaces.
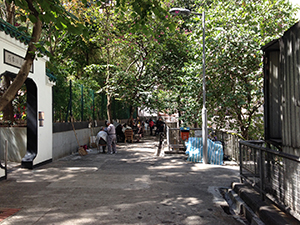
222 188 264 225
232 182 300 225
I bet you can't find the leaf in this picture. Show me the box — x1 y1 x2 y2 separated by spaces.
67 25 77 34
39 0 50 10
42 13 52 23
66 11 79 21
60 21 68 29
20 15 27 22
28 14 37 23
14 0 28 9
55 22 63 30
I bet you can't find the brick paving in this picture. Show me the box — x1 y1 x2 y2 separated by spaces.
0 209 21 222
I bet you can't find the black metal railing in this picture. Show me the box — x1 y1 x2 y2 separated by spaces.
166 126 241 160
239 140 300 218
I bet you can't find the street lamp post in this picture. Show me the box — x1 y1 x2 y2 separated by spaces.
169 8 208 164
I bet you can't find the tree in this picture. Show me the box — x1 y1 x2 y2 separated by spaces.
0 0 86 114
1 0 17 122
166 0 299 139
48 0 174 122
72 0 180 122
99 2 189 122
206 0 298 139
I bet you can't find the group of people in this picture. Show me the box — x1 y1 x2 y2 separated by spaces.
95 117 166 153
95 121 117 155
129 117 165 138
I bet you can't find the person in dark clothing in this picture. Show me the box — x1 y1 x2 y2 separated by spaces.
116 124 125 142
136 123 144 142
155 117 165 135
95 126 107 153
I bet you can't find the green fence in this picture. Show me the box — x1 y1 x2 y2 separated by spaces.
53 80 136 122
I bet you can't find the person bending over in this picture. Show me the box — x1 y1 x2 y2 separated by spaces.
95 126 107 153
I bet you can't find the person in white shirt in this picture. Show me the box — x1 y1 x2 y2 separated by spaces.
95 127 108 153
106 121 117 154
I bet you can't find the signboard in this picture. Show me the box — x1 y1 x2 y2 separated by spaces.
4 49 33 73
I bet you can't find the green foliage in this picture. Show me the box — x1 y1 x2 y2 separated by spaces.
30 0 299 141
52 66 70 122
12 84 27 121
12 0 88 43
57 0 191 120
166 0 299 139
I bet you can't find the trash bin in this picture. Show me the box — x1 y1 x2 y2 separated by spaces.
180 127 190 141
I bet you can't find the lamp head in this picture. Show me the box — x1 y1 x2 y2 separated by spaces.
169 8 191 16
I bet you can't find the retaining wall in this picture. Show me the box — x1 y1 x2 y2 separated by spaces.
0 122 104 163
0 127 27 162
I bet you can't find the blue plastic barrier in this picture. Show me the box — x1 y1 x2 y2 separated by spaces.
185 137 223 165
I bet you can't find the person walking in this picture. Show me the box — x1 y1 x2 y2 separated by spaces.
155 117 165 135
136 124 144 142
149 119 154 135
106 121 117 154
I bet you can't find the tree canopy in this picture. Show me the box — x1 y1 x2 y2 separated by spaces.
0 0 299 139
160 0 299 139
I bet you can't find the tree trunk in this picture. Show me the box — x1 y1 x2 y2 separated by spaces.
104 5 113 123
2 1 16 122
130 106 135 120
107 94 112 122
127 105 135 125
5 0 15 25
2 76 15 122
241 126 248 140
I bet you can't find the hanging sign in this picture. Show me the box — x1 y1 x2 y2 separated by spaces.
4 49 33 73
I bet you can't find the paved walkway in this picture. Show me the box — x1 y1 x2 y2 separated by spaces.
0 135 241 225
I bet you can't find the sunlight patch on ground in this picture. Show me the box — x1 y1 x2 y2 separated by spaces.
149 165 184 170
46 174 151 190
161 197 202 206
16 167 99 183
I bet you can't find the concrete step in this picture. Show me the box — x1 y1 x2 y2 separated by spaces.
231 182 300 225
221 187 264 225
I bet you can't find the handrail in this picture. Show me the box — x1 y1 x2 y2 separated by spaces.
239 140 300 218
240 140 300 162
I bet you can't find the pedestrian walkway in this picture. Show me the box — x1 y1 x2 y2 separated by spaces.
0 135 241 225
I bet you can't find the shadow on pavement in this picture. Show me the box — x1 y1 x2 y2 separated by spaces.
0 135 241 225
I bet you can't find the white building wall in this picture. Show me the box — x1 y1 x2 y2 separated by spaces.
0 30 54 171
0 32 28 179
28 57 54 166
